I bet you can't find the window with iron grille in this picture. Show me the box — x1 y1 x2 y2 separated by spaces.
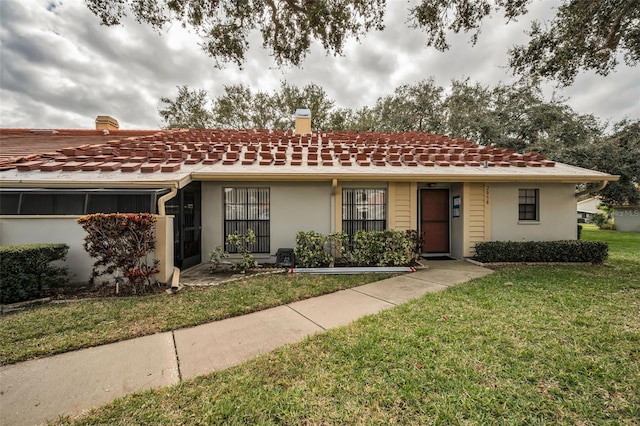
224 188 270 253
342 188 387 240
518 189 539 221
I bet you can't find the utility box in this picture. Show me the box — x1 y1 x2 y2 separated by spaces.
276 248 295 268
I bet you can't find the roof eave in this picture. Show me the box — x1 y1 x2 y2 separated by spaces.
190 172 619 184
0 175 193 189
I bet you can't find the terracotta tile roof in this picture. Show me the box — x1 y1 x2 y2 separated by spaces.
0 128 557 174
0 128 163 170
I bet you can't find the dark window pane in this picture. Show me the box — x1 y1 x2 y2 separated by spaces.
0 194 20 214
20 194 85 215
21 194 53 214
87 194 153 213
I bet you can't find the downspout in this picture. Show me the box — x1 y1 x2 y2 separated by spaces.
157 186 178 215
575 181 608 199
156 186 180 288
330 179 337 233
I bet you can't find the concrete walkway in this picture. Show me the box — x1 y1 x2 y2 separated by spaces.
0 260 492 426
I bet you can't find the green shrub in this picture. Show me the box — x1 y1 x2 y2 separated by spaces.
592 213 610 229
294 231 332 267
327 232 350 265
294 231 350 267
473 240 608 264
78 213 159 295
405 229 424 262
0 243 69 304
351 230 413 267
208 246 229 272
226 230 258 273
577 224 583 239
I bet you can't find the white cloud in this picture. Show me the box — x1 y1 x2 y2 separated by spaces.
0 0 637 130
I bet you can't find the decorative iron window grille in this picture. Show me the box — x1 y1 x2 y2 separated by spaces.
224 187 270 253
342 188 387 242
518 189 539 221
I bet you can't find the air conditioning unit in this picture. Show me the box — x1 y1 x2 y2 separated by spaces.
276 248 295 268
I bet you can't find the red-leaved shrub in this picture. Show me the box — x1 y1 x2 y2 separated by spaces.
78 213 160 295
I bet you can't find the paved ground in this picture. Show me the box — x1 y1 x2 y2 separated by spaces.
0 260 492 426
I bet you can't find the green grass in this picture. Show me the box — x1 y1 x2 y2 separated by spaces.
56 228 640 425
581 224 640 265
0 273 394 365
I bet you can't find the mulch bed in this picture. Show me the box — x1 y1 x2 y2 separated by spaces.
49 282 169 300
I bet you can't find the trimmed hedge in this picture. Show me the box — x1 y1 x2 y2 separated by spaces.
473 240 608 264
293 229 419 267
294 231 334 268
0 243 69 304
351 230 414 267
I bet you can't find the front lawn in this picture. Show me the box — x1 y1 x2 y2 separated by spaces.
581 224 640 264
57 228 640 425
0 273 393 365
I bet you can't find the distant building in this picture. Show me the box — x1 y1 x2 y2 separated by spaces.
576 197 606 223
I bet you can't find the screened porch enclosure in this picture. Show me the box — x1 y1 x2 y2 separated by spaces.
0 188 165 215
165 182 202 269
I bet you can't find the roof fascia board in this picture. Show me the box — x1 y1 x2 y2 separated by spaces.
176 175 193 189
0 181 181 189
190 172 620 184
1 172 619 188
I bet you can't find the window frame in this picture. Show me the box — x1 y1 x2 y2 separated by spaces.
223 187 270 254
518 188 540 222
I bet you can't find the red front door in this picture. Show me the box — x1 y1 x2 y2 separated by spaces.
421 189 450 253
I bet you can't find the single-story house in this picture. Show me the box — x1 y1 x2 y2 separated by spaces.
0 114 619 283
576 197 606 222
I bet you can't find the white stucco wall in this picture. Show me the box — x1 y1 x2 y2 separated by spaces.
0 216 173 284
490 183 578 241
0 216 92 283
201 181 333 262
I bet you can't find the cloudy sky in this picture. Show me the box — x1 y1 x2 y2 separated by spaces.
1 0 638 130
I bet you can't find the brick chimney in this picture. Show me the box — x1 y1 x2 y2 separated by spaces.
95 115 119 130
294 109 311 135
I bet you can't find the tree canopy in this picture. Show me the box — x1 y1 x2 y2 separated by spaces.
86 0 384 67
158 85 213 128
88 0 639 84
587 120 640 206
410 0 639 85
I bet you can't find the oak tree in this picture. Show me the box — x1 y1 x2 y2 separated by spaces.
88 1 639 84
86 0 385 67
158 85 214 128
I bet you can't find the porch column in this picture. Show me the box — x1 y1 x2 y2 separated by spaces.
333 179 342 233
